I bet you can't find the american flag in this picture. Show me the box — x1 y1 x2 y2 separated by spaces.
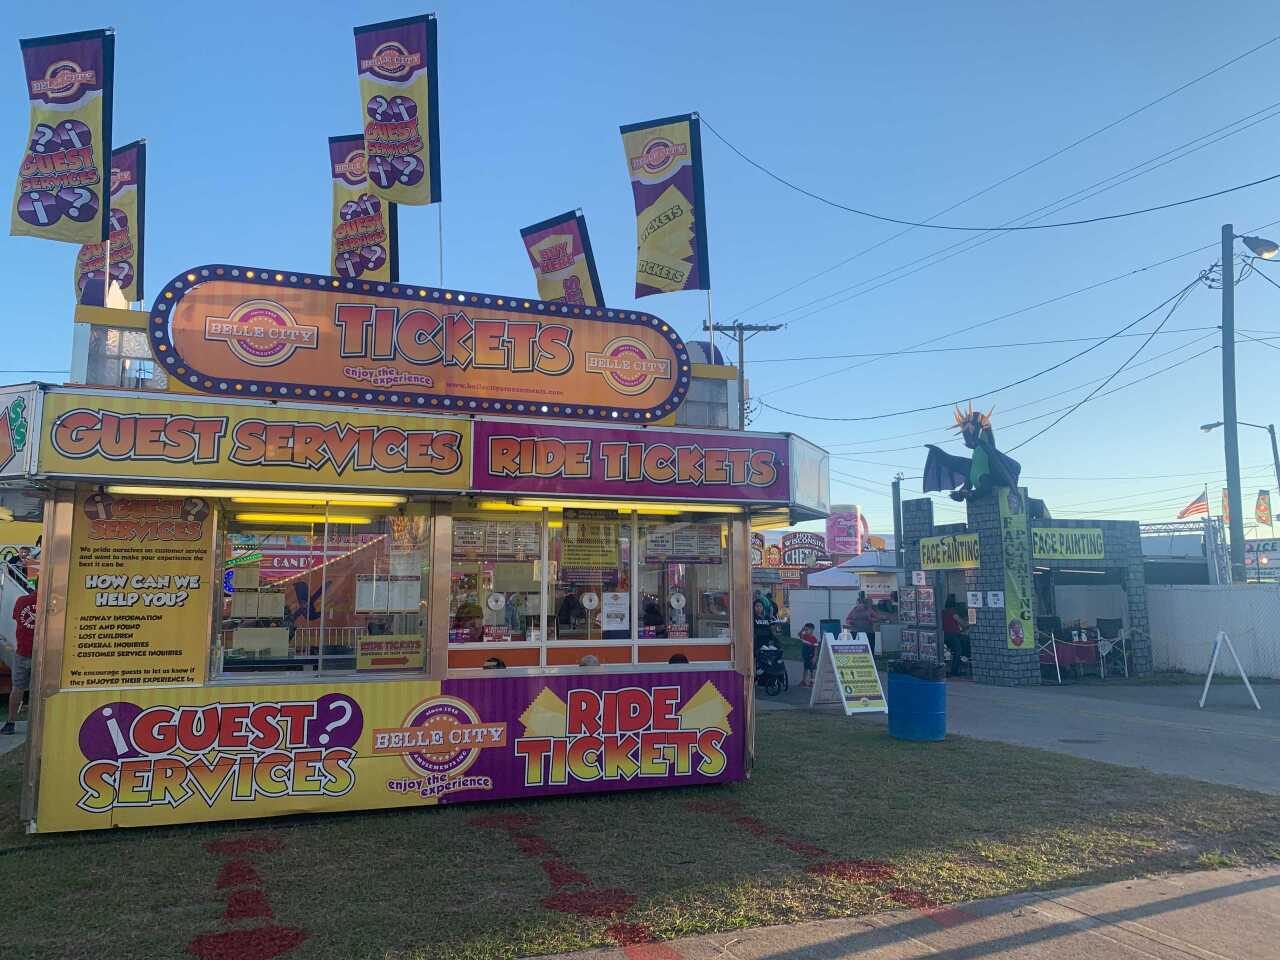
1177 491 1209 519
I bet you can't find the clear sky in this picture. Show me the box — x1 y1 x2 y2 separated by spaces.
5 1 1280 534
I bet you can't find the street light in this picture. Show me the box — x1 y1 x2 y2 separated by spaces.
1241 236 1280 259
1200 420 1280 501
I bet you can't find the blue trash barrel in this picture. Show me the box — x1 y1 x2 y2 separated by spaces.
887 672 946 741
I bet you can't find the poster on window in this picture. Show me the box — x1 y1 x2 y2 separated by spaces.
354 14 441 205
12 28 114 245
561 509 620 568
643 523 722 564
61 490 214 688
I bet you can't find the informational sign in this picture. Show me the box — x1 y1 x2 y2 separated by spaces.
1031 527 1104 561
356 633 425 671
998 487 1034 650
810 632 886 715
473 420 789 503
355 574 420 611
34 670 743 832
966 590 983 608
38 390 470 490
643 522 722 564
12 29 114 245
150 266 689 420
61 491 214 688
920 532 980 570
620 113 709 297
780 530 826 567
328 134 397 283
602 591 630 631
562 509 620 568
75 140 145 303
354 15 441 206
520 210 604 307
451 519 540 562
987 591 1005 608
0 387 34 477
911 569 926 586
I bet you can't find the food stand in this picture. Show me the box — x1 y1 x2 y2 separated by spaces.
12 265 831 832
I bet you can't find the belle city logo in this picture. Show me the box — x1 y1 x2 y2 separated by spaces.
630 137 689 177
376 696 506 801
204 299 319 367
31 59 96 100
362 41 422 79
585 337 672 396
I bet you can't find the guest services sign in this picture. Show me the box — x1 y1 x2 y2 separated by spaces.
149 265 690 421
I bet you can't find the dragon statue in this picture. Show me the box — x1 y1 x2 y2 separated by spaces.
923 403 1022 501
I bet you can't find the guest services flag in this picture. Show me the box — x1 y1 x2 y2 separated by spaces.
354 15 441 206
519 210 604 306
11 28 114 244
328 135 398 283
75 139 145 304
620 113 710 298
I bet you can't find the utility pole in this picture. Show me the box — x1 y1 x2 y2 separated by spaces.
711 322 782 430
1221 224 1246 582
891 473 904 571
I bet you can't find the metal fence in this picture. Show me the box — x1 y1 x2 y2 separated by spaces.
1147 584 1280 678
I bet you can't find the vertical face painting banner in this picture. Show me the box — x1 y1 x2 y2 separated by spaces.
355 15 441 206
75 140 145 303
620 114 709 297
520 211 604 307
61 490 215 690
11 28 114 244
34 670 743 832
329 134 398 283
997 487 1034 651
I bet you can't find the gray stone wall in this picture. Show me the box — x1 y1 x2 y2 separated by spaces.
901 497 934 575
967 489 1041 686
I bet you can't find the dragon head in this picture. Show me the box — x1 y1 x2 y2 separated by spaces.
952 402 993 450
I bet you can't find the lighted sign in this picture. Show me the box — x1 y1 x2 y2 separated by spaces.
150 265 690 421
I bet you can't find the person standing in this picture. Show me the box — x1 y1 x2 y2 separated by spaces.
752 599 774 654
3 589 37 735
844 591 884 655
798 622 820 687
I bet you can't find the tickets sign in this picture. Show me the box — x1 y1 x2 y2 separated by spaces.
34 669 743 832
329 134 397 283
472 419 789 503
621 113 710 297
355 15 441 206
11 28 114 245
38 390 470 490
75 139 145 303
520 210 604 307
149 265 690 420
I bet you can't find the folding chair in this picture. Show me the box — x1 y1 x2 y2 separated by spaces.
1036 616 1063 685
1095 618 1128 678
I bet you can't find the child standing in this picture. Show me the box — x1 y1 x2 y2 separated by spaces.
799 622 819 687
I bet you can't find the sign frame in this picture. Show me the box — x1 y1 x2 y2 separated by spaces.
810 630 887 715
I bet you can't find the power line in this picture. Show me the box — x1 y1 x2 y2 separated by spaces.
701 118 1280 233
1005 283 1198 452
758 276 1202 422
1237 330 1280 353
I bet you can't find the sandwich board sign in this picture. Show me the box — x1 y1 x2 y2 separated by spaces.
811 630 887 715
1200 630 1261 711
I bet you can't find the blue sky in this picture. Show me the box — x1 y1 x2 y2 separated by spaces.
5 1 1280 533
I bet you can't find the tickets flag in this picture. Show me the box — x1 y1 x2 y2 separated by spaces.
11 28 115 244
329 134 398 283
354 15 441 206
1257 489 1273 527
74 139 145 304
620 113 710 297
519 210 604 306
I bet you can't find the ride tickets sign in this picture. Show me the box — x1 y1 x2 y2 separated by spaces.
150 265 690 420
34 670 743 832
38 390 470 491
472 419 790 503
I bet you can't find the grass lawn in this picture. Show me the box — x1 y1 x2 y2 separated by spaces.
2 710 1279 960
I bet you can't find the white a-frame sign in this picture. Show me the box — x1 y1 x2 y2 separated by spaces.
811 630 887 715
1200 630 1261 710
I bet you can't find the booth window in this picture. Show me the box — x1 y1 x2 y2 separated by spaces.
448 505 734 671
86 326 168 390
215 504 431 678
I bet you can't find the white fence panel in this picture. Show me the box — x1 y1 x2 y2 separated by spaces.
1146 584 1280 678
786 589 861 638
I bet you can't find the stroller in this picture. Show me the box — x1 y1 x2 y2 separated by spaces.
755 636 789 696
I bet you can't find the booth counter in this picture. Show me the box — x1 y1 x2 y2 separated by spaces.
6 382 830 832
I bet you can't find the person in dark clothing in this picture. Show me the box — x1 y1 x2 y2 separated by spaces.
752 599 774 653
943 602 970 676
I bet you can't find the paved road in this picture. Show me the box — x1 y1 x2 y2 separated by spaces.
550 865 1280 960
761 661 1280 793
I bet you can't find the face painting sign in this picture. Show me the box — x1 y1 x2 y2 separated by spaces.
472 419 790 503
520 210 605 307
329 134 398 283
34 670 742 832
149 266 690 420
354 15 441 206
998 488 1034 650
38 390 471 490
11 28 114 245
620 113 710 297
75 139 145 303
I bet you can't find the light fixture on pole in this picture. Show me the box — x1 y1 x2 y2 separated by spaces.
1241 235 1280 259
1200 419 1280 500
